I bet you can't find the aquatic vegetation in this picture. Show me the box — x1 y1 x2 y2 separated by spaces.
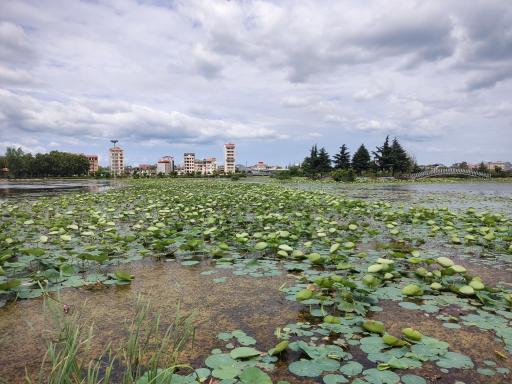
26 296 195 384
1 178 512 383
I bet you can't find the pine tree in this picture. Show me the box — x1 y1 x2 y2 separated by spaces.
351 144 371 175
390 137 410 175
372 135 393 173
317 147 331 178
333 144 351 169
302 145 318 178
477 161 488 173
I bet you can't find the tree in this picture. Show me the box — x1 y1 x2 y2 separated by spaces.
2 147 90 178
390 137 410 175
317 147 332 177
477 161 488 173
331 168 355 182
302 145 319 178
351 144 371 175
287 165 303 177
302 145 331 178
333 144 351 169
494 166 503 176
372 135 393 173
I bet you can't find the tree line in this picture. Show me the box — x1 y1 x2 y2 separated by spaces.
300 136 418 180
0 147 91 178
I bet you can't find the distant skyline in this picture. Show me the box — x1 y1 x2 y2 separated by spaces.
0 0 511 166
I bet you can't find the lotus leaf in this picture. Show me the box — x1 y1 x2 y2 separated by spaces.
401 284 423 296
402 327 422 341
229 347 260 359
239 367 272 384
362 320 385 334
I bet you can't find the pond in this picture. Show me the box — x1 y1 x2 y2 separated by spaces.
0 179 511 384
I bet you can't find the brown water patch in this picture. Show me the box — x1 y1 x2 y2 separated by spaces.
0 260 301 383
373 300 512 384
451 256 512 286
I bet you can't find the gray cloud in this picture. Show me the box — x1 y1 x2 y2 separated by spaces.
0 89 285 144
0 0 510 165
0 21 34 65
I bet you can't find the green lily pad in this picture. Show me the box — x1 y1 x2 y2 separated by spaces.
229 347 260 359
239 367 272 384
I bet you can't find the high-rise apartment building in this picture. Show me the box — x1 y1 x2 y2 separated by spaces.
224 143 235 174
184 153 196 174
109 146 124 176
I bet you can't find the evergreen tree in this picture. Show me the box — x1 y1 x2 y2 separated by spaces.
302 145 331 178
302 145 319 178
351 144 371 175
317 147 331 177
477 161 488 173
333 144 351 169
372 135 393 173
390 137 410 175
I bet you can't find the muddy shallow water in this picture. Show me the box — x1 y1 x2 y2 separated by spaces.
373 301 512 384
0 259 300 383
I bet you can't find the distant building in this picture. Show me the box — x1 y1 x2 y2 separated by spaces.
487 161 512 171
419 163 445 170
224 143 236 174
86 155 99 174
247 161 283 175
109 146 124 176
157 156 174 174
195 157 217 175
184 153 196 174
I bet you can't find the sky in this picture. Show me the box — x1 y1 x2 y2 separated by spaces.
0 0 511 167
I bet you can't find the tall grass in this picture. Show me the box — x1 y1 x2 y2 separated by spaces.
26 296 195 384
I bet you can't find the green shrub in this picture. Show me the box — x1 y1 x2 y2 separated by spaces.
331 168 355 182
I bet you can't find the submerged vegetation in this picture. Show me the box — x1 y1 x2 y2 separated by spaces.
1 179 512 383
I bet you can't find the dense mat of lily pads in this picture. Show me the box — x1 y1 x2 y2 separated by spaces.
1 179 512 383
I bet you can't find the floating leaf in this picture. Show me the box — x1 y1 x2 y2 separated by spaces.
362 320 385 334
436 351 474 369
229 347 260 359
114 270 134 281
402 328 422 341
239 367 272 384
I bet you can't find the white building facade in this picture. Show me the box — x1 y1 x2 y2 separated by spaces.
184 153 196 174
224 143 235 174
157 156 174 174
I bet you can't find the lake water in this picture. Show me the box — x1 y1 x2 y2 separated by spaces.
379 182 512 195
0 179 116 197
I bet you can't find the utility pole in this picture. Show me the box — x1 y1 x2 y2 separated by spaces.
110 139 118 182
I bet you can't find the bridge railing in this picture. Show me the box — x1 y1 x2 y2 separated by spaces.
405 167 491 179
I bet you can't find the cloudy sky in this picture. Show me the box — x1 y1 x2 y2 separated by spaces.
0 0 511 167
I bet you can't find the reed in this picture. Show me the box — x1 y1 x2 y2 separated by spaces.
26 295 195 384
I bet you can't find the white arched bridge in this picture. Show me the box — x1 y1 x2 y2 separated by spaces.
406 167 491 180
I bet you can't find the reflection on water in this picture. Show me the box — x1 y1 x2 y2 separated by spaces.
0 179 116 197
